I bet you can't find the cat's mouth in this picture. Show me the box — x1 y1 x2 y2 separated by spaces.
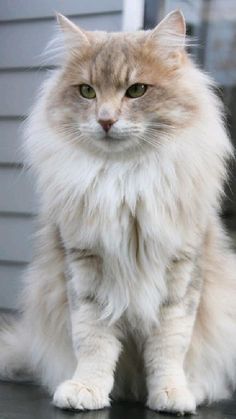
100 132 127 142
91 130 136 153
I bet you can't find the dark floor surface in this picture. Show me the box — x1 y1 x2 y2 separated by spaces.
0 381 235 419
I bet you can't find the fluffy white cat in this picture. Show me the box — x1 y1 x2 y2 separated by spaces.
0 10 236 415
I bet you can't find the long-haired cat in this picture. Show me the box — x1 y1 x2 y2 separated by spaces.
1 10 236 415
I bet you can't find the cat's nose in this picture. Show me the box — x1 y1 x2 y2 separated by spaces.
98 118 117 133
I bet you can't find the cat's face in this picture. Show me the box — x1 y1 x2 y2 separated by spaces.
45 11 199 155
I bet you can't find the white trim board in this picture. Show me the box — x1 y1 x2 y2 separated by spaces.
122 0 145 31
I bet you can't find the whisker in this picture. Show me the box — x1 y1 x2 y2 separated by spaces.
137 136 162 151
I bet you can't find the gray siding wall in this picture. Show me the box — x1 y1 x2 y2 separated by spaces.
0 0 123 309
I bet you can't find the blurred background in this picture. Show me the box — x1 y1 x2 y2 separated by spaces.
0 0 235 310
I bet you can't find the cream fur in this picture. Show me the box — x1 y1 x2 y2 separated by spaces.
0 10 236 415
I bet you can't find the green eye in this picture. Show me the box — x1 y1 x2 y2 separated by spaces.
125 83 147 98
79 84 96 99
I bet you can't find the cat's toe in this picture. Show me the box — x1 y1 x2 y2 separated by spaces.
147 386 196 415
53 380 110 411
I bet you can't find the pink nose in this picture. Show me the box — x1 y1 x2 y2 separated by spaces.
98 118 117 133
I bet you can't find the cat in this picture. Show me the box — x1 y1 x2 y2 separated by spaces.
0 9 236 415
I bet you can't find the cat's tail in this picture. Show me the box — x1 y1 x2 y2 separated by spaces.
0 311 31 381
186 219 236 405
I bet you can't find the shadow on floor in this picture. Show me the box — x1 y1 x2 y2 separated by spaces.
0 381 235 419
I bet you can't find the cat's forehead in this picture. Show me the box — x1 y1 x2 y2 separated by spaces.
90 37 137 87
64 30 171 89
75 31 151 88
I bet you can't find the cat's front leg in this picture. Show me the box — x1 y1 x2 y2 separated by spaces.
144 259 201 415
53 250 122 411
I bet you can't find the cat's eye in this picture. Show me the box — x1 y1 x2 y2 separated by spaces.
79 84 96 99
125 83 147 98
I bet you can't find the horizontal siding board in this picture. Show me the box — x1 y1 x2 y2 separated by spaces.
0 167 38 214
0 263 26 309
0 120 24 163
0 14 122 69
0 0 123 21
0 70 47 117
0 215 36 263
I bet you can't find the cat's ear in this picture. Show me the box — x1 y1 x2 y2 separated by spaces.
56 13 89 46
44 14 89 64
149 10 186 67
152 10 186 42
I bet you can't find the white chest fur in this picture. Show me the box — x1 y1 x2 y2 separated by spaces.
55 152 186 326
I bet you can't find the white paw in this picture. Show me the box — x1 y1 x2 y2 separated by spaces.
53 380 110 411
148 386 196 415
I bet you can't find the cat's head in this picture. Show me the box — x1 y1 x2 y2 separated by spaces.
44 10 200 156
